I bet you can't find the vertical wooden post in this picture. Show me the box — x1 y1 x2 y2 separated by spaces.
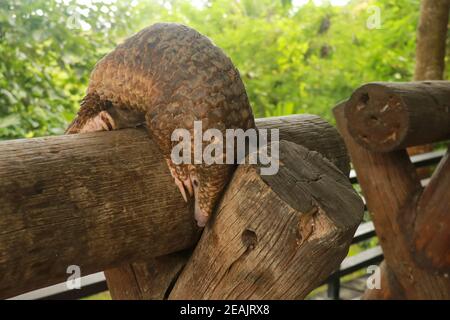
334 102 450 299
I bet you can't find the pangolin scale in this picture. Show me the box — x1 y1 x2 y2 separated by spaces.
66 23 255 226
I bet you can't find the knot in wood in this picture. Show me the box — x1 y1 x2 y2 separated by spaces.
241 229 258 250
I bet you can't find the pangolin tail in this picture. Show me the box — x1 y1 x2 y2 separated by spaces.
65 93 113 134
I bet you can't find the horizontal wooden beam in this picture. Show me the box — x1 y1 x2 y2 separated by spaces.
0 114 349 299
0 127 198 299
254 115 350 176
345 81 450 152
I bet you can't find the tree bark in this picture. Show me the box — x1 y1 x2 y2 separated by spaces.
168 141 363 299
409 0 449 172
414 0 449 81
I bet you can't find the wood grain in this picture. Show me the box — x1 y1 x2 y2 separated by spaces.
345 81 450 152
168 141 363 299
104 114 351 300
105 250 191 299
335 102 450 299
0 128 200 299
255 114 350 176
0 114 349 299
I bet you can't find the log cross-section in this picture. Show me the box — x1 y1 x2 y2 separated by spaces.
168 141 364 299
345 81 450 152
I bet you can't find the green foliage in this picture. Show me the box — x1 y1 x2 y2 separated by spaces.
0 0 135 138
0 0 433 139
82 290 111 300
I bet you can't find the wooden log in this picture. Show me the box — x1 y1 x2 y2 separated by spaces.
413 150 450 271
345 81 450 152
168 140 364 299
0 128 200 299
362 261 406 300
0 114 349 299
104 250 191 299
334 102 450 299
255 115 350 176
103 114 351 300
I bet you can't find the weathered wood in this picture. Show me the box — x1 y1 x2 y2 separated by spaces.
168 141 364 299
0 114 349 299
413 150 450 271
0 128 200 299
362 261 405 300
334 102 450 299
104 250 191 300
345 81 450 152
255 114 350 176
104 114 351 300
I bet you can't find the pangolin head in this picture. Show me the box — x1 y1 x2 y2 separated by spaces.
191 163 235 227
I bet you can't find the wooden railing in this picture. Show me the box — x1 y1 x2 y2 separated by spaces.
335 81 450 299
8 149 443 300
1 114 363 300
325 148 446 300
3 81 449 300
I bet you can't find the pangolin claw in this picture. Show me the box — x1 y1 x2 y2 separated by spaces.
174 178 188 202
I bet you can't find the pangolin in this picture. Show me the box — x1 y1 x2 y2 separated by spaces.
66 23 255 227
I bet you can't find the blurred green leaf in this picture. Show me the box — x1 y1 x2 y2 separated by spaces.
0 0 427 138
0 114 20 128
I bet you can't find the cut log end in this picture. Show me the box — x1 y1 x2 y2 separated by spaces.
345 81 450 152
168 140 364 300
345 84 410 152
